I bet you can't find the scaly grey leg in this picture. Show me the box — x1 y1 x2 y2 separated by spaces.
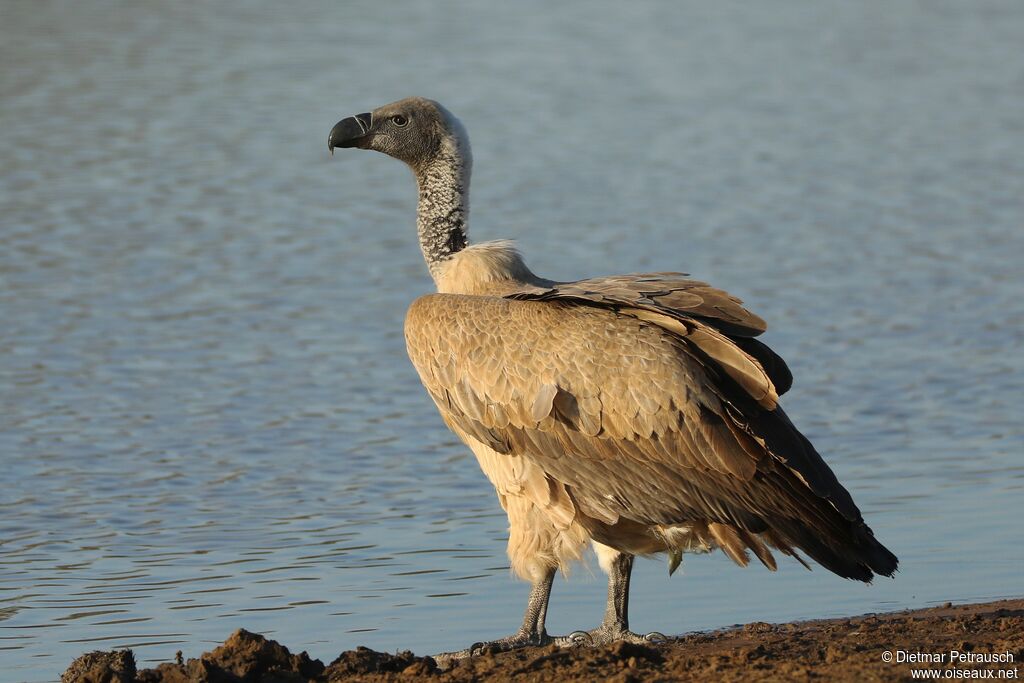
434 566 564 663
434 554 666 667
572 552 667 646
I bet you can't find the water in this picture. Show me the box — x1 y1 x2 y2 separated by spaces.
2 1 1022 681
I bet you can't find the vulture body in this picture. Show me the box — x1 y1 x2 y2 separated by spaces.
329 97 897 655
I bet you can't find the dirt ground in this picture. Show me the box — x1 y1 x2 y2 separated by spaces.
63 599 1023 682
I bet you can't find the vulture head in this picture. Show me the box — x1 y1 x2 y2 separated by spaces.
329 97 470 174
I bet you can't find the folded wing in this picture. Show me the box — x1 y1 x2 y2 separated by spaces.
405 291 897 581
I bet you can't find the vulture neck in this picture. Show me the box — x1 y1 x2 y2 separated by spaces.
415 130 472 284
413 123 547 296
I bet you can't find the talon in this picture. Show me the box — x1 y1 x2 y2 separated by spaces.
567 630 593 646
468 641 485 655
644 631 668 643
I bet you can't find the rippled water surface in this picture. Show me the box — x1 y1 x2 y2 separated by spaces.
3 2 1023 681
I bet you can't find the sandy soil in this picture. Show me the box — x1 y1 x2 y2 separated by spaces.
63 599 1023 682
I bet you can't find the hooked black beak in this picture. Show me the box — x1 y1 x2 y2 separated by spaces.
328 113 373 154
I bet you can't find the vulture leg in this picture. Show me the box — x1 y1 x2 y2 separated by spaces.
498 566 556 648
436 566 562 660
582 551 667 646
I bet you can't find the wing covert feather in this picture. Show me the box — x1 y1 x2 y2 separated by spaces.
405 294 862 535
509 272 768 337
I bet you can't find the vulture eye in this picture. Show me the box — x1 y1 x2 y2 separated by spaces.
391 114 408 127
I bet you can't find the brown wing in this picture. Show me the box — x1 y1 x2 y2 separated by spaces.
405 294 897 581
509 272 792 395
509 272 767 337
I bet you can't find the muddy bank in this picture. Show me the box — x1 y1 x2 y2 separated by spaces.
63 599 1023 682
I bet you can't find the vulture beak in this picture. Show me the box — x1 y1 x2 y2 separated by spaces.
328 113 373 154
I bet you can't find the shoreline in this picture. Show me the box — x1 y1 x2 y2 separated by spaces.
63 598 1023 682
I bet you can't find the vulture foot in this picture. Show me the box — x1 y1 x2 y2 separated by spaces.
469 629 552 655
432 628 597 667
433 629 551 663
580 625 669 647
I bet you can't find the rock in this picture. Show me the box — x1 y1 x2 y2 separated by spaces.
62 650 136 683
324 646 435 678
197 629 324 681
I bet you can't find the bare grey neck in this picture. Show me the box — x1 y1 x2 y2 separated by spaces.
415 128 472 280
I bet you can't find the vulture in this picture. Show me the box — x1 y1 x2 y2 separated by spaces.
328 97 897 656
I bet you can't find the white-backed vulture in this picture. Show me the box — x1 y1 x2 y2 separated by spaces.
328 97 897 656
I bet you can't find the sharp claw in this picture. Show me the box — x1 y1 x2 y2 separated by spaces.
468 641 485 656
567 630 593 646
644 631 668 643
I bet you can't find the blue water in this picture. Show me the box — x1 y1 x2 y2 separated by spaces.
2 2 1022 681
